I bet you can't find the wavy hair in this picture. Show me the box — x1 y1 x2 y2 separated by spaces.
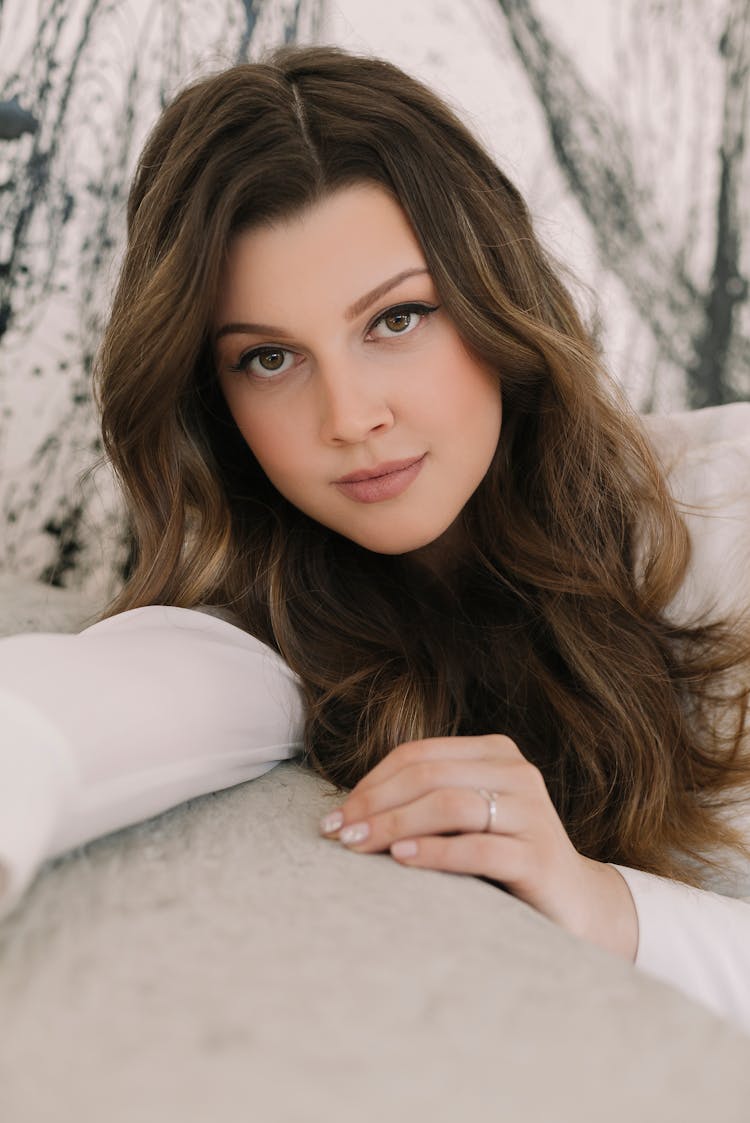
94 44 750 886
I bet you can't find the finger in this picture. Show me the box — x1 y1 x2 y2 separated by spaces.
349 733 522 798
341 756 533 829
348 737 487 797
338 786 527 853
389 831 529 887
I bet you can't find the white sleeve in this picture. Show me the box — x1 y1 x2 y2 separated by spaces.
611 863 750 1034
0 605 304 919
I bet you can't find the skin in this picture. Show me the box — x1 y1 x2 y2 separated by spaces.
214 182 502 574
213 182 638 963
321 736 638 961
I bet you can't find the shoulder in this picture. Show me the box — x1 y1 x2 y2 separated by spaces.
639 403 750 626
83 603 300 684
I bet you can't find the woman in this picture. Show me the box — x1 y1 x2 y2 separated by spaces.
1 45 750 1030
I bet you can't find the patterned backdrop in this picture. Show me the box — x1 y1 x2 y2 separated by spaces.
0 0 748 602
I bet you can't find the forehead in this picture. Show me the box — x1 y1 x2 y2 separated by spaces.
215 183 429 322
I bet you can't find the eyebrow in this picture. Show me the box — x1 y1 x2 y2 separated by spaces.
214 266 430 342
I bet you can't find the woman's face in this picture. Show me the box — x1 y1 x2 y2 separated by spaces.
213 182 502 567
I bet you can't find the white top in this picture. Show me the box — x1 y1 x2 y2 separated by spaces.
0 607 304 905
1 402 750 1033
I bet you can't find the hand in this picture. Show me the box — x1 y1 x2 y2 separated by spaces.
319 734 638 961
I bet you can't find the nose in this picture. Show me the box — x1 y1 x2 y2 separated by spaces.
317 356 394 444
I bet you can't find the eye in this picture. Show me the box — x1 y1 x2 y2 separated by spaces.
228 346 296 379
368 302 439 339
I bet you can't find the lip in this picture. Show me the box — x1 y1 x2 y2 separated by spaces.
334 455 426 484
333 454 426 504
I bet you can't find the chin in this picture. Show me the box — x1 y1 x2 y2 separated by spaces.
349 537 429 556
346 526 452 557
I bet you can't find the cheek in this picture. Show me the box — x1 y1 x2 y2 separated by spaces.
429 355 501 431
234 409 303 482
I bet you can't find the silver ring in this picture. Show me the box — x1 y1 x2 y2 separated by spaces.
477 788 499 832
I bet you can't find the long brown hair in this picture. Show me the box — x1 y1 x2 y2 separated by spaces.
94 44 750 886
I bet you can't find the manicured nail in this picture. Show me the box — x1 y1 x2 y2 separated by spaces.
320 810 344 834
339 822 370 845
391 840 418 858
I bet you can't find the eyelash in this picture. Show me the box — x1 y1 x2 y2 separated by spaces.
228 301 440 380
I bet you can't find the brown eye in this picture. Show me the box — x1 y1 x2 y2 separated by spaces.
369 302 439 341
384 310 412 332
258 349 285 370
230 346 295 380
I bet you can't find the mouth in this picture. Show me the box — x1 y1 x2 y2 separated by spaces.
332 454 426 504
334 454 426 484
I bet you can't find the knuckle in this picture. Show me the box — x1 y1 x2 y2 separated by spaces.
413 760 437 786
436 835 458 863
397 736 426 763
475 835 497 865
524 761 547 792
485 733 519 756
436 787 465 818
393 739 424 767
383 807 404 836
349 791 374 820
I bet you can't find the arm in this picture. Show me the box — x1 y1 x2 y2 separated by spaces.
610 862 750 1034
316 728 750 1035
0 605 304 919
623 411 750 1033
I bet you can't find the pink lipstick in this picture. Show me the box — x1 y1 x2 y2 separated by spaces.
333 454 426 503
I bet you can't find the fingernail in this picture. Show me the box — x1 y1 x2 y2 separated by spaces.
391 840 418 858
339 822 370 845
320 810 344 834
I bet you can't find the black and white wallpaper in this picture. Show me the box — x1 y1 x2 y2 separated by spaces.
0 0 748 600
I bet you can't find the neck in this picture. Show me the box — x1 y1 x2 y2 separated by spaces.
402 514 468 586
